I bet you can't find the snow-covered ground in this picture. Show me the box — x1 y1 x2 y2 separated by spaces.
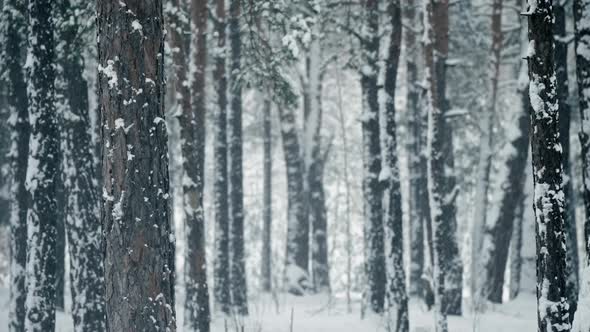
0 287 535 331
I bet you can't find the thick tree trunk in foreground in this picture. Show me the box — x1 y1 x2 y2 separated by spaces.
261 97 272 293
24 0 59 330
57 0 106 329
527 0 570 330
554 2 578 321
183 0 211 329
3 0 30 329
213 0 231 314
361 0 386 314
98 0 176 330
383 1 409 330
228 0 248 314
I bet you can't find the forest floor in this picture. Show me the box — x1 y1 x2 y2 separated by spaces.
0 286 536 331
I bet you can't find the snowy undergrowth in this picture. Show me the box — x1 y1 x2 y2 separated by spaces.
0 287 535 332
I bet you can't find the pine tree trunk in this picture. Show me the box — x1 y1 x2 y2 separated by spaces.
57 0 106 329
527 0 571 330
361 0 386 314
24 0 59 330
383 1 409 330
425 0 463 327
508 192 525 300
476 0 503 304
572 0 590 329
425 0 463 320
98 0 176 330
228 0 248 314
184 0 211 329
213 0 231 314
54 175 66 312
261 97 272 293
3 0 30 329
279 102 309 295
404 0 427 298
554 2 578 321
305 37 330 294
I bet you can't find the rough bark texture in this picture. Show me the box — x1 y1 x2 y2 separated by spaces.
228 0 248 314
213 0 231 314
383 0 409 330
24 0 59 330
404 0 427 298
183 0 211 329
425 0 463 320
98 0 177 330
261 97 272 293
554 2 578 321
361 0 386 314
425 0 464 327
527 0 571 330
57 0 106 330
3 0 30 329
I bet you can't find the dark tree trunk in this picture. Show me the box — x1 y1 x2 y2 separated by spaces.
404 0 427 298
508 191 525 300
574 0 590 329
383 0 409 330
483 89 530 304
425 0 463 320
279 102 309 295
3 0 30 329
183 0 211 329
425 0 463 326
24 0 59 330
554 2 578 321
304 39 330 294
54 177 65 312
98 0 176 330
57 0 106 329
527 0 571 330
261 97 272 293
477 0 503 305
361 0 386 314
213 0 231 314
228 0 248 314
0 80 10 229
